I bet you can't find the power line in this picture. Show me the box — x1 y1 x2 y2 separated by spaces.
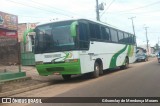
30 0 69 12
104 8 160 19
148 32 160 33
28 0 80 17
6 0 73 18
109 0 160 13
114 8 160 16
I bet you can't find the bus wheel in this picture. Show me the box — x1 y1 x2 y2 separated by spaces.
120 58 129 69
99 64 103 75
92 62 100 78
62 75 71 80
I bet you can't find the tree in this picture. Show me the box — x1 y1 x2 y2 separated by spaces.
155 43 160 51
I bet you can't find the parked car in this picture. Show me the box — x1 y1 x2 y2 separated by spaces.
136 48 148 62
158 56 160 63
157 52 160 63
150 53 156 57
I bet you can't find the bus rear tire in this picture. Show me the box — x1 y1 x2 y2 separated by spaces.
99 63 103 75
62 75 71 80
92 62 100 78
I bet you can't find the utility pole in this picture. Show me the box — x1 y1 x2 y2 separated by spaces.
158 37 160 50
144 27 149 55
128 17 136 36
96 0 100 21
128 17 136 46
158 37 159 45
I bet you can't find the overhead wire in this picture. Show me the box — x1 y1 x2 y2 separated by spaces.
100 0 160 24
28 0 80 17
6 0 73 18
100 0 160 20
108 0 160 13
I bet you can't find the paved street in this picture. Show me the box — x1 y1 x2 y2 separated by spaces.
2 58 160 106
56 58 160 97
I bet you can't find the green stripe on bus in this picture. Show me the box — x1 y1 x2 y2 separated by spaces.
127 45 131 56
109 45 128 68
128 45 134 57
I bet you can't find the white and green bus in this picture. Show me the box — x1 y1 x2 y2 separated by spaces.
34 19 136 80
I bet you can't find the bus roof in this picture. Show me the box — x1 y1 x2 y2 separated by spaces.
36 18 134 35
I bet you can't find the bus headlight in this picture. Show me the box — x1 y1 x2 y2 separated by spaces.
65 59 78 63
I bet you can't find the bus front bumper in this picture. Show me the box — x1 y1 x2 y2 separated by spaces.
36 61 81 76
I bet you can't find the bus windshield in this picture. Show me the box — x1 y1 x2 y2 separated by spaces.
35 21 75 54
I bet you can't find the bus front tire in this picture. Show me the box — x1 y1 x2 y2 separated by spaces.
92 62 100 78
62 75 71 80
99 63 103 75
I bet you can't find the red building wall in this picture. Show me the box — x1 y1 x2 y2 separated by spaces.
0 11 18 65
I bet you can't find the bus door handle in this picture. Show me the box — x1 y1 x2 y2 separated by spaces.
88 53 94 56
88 53 94 60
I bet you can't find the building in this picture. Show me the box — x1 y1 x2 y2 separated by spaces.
0 11 18 65
0 11 26 82
138 44 151 56
18 23 37 52
18 23 37 42
18 23 37 66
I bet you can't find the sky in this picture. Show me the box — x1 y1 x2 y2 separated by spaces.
0 0 160 47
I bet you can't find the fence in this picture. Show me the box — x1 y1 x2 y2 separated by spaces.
0 37 19 65
0 36 25 82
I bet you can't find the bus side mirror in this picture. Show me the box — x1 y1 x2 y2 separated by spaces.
23 29 35 44
70 21 78 37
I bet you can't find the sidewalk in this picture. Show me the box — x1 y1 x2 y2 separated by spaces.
21 66 62 81
0 65 62 97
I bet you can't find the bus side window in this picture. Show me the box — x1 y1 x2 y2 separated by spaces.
89 23 96 39
124 33 129 44
118 31 124 43
110 28 118 42
130 34 134 44
79 22 89 49
101 27 107 40
105 27 110 41
128 34 132 44
79 23 88 41
89 23 100 40
95 25 101 39
131 35 134 44
133 36 136 45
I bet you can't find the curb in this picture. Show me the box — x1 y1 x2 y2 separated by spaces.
0 77 31 84
0 82 52 97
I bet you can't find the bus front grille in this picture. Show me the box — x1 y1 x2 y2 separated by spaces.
46 67 64 72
